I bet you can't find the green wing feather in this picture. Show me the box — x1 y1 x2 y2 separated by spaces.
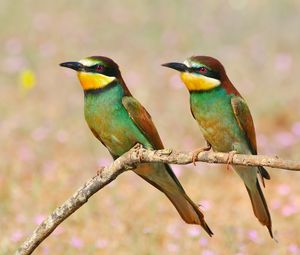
122 96 164 150
231 96 257 154
122 95 187 190
231 96 270 181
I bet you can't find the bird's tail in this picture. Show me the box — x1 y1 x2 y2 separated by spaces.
245 179 273 238
134 163 213 236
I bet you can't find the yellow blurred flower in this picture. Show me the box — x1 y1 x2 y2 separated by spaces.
19 69 36 93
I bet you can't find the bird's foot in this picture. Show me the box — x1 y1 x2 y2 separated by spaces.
132 143 144 163
96 167 105 177
226 150 237 170
192 143 212 166
133 143 143 151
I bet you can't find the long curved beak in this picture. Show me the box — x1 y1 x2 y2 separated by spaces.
59 61 84 71
162 62 188 72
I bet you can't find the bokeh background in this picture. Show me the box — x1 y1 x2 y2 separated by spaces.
1 1 300 254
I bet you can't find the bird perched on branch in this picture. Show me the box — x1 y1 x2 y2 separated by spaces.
60 56 213 236
163 56 272 237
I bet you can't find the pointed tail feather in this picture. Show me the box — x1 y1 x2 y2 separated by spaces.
134 163 213 236
245 179 273 237
259 166 271 180
258 166 271 188
163 188 213 236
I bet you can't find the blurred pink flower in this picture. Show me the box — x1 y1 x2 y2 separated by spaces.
248 230 260 243
10 229 23 242
274 132 295 147
291 122 300 137
199 237 208 247
70 236 83 249
187 226 200 237
18 145 35 162
281 204 299 217
275 53 293 72
288 244 299 254
95 239 109 249
34 214 46 225
277 184 291 196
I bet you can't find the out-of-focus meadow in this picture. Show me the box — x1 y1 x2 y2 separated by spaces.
1 1 300 254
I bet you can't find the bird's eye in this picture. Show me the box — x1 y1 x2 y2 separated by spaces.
198 66 207 74
95 65 104 72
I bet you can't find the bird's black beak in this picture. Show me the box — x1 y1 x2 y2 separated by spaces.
162 62 188 72
59 61 84 71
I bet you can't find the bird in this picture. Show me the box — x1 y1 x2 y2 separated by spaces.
162 56 272 237
60 56 213 236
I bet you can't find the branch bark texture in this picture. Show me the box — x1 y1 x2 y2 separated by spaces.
16 145 300 255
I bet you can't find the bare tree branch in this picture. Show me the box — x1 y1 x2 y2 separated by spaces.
16 144 300 255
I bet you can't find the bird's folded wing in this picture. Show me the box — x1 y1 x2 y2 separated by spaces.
122 96 164 150
231 96 257 154
231 96 270 181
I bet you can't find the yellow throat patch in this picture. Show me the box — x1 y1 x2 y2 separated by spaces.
77 72 116 90
180 72 220 91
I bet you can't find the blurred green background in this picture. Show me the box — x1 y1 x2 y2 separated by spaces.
1 0 300 254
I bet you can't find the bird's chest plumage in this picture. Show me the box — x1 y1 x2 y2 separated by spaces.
190 88 246 152
84 85 149 156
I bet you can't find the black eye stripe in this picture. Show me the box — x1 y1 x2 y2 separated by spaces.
190 66 209 72
85 64 119 77
189 67 220 79
104 66 119 76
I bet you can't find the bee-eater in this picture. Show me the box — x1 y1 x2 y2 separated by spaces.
60 56 213 236
163 56 272 237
